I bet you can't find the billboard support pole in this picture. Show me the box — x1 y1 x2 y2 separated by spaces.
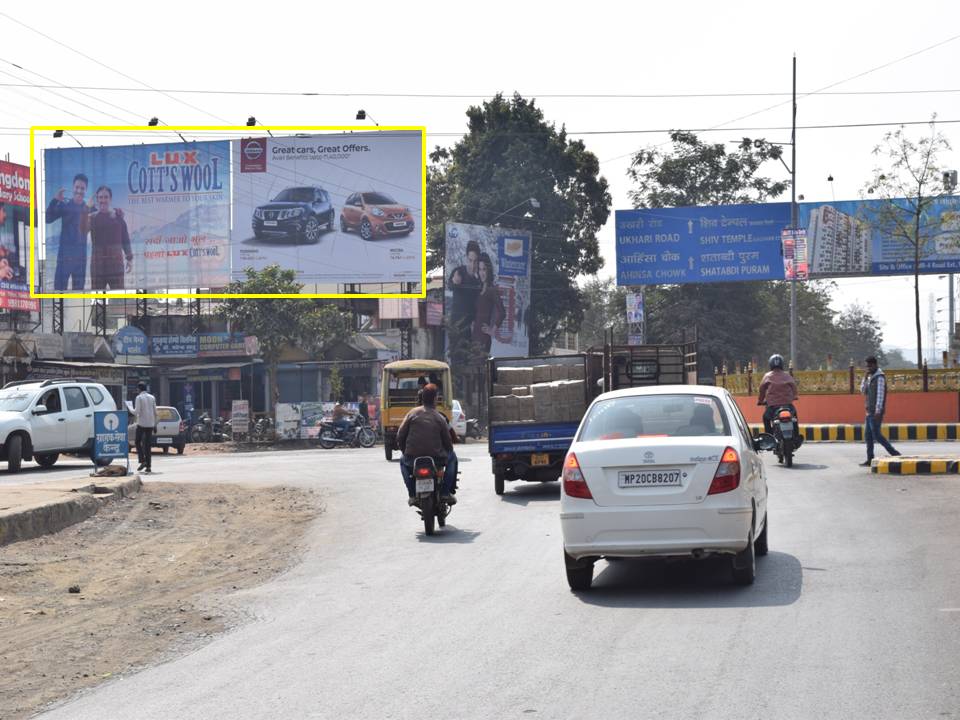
789 54 798 369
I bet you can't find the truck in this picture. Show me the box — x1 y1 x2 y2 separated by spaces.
487 339 698 495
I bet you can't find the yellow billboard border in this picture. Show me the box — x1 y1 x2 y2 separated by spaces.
29 125 427 300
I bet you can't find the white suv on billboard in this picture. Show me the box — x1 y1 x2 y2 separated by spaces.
0 379 118 472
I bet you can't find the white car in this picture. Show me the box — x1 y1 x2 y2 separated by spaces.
560 385 773 590
128 406 187 455
0 379 118 472
451 399 467 442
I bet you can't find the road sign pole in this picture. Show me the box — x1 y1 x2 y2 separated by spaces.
790 54 798 369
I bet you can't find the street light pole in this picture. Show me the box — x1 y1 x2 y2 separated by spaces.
790 54 798 369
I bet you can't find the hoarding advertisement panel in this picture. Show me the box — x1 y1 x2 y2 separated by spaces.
43 142 231 292
444 222 531 366
0 163 38 310
799 197 960 277
231 131 422 284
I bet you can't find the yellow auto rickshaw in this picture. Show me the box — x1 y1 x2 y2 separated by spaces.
380 359 453 461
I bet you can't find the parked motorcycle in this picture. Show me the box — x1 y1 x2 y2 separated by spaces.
466 417 485 440
191 413 229 443
410 456 454 536
252 416 275 442
771 405 802 467
318 416 377 449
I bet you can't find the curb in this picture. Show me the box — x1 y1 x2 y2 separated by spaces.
750 423 960 443
0 474 142 547
871 458 960 475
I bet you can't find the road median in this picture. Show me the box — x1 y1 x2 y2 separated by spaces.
750 423 960 442
871 457 960 475
0 474 142 547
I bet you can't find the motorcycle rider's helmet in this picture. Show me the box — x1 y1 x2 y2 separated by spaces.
769 354 785 370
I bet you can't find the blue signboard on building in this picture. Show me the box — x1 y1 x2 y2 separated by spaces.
151 335 200 357
94 410 129 460
615 203 791 286
112 326 148 356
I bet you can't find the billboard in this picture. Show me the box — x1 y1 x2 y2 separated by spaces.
781 228 809 280
444 222 531 366
799 197 960 277
42 141 231 292
615 204 791 286
0 161 38 311
231 131 422 284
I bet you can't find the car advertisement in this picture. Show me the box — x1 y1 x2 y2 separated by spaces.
444 222 531 367
231 131 422 284
42 141 231 292
0 160 38 310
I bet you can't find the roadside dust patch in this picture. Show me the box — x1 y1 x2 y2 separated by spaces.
0 482 322 720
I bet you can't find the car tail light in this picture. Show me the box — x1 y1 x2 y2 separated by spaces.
708 447 740 495
562 452 593 499
416 467 433 477
179 421 186 433
778 410 793 421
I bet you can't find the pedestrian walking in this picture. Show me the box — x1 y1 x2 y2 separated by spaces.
134 382 158 473
859 355 901 466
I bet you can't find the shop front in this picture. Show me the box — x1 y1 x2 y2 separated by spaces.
162 361 265 424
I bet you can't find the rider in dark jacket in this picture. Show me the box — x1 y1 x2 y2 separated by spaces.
398 384 457 506
758 354 799 435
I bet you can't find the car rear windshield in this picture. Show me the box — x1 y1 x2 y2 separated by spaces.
0 391 33 412
157 408 180 422
363 192 396 205
273 188 315 203
579 394 731 441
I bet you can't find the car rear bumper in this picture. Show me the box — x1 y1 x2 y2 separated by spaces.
561 502 752 560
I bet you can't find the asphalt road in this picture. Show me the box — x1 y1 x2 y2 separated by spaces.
33 440 960 719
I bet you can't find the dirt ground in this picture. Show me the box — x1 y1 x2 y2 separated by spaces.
0 482 322 720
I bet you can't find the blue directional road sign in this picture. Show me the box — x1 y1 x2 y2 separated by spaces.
94 410 129 460
615 203 791 285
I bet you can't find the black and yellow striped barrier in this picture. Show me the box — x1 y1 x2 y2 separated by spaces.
749 424 960 442
871 457 960 474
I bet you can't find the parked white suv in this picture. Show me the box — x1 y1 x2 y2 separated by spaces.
0 379 118 472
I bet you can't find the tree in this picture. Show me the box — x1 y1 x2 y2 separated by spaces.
834 304 885 367
219 265 354 408
579 278 629 349
864 120 952 368
427 93 611 353
329 364 344 403
628 131 791 373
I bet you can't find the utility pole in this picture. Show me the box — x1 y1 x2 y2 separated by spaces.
789 55 798 368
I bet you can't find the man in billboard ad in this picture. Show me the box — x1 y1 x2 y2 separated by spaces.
444 222 531 368
43 141 231 293
231 131 422 285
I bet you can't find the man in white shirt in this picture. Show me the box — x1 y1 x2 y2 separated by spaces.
134 382 158 473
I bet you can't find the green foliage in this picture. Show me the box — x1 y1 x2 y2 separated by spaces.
628 132 789 209
427 93 612 353
329 365 344 403
579 278 629 348
219 265 354 403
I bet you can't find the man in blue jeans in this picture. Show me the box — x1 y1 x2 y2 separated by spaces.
397 384 457 505
860 355 901 466
46 174 91 291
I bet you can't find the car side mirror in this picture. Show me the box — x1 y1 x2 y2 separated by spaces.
33 404 48 415
753 432 777 452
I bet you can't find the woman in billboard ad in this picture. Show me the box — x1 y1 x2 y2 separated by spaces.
472 252 506 356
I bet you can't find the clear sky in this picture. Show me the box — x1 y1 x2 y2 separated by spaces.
1 1 957 356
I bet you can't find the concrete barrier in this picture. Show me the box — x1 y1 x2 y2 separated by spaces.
871 458 960 475
0 474 142 547
749 423 960 442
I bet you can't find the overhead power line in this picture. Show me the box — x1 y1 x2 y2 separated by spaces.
1 82 960 100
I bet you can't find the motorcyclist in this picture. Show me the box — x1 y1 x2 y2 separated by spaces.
397 383 456 506
758 354 799 437
331 401 353 434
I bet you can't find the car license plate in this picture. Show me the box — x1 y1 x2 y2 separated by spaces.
263 220 278 227
618 468 683 488
157 437 172 444
391 222 407 229
415 477 434 493
531 453 550 466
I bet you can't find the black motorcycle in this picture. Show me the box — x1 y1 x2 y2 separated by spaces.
318 416 377 449
411 456 454 536
771 405 802 467
466 417 485 440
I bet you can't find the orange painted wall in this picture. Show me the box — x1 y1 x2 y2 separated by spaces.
734 391 959 424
